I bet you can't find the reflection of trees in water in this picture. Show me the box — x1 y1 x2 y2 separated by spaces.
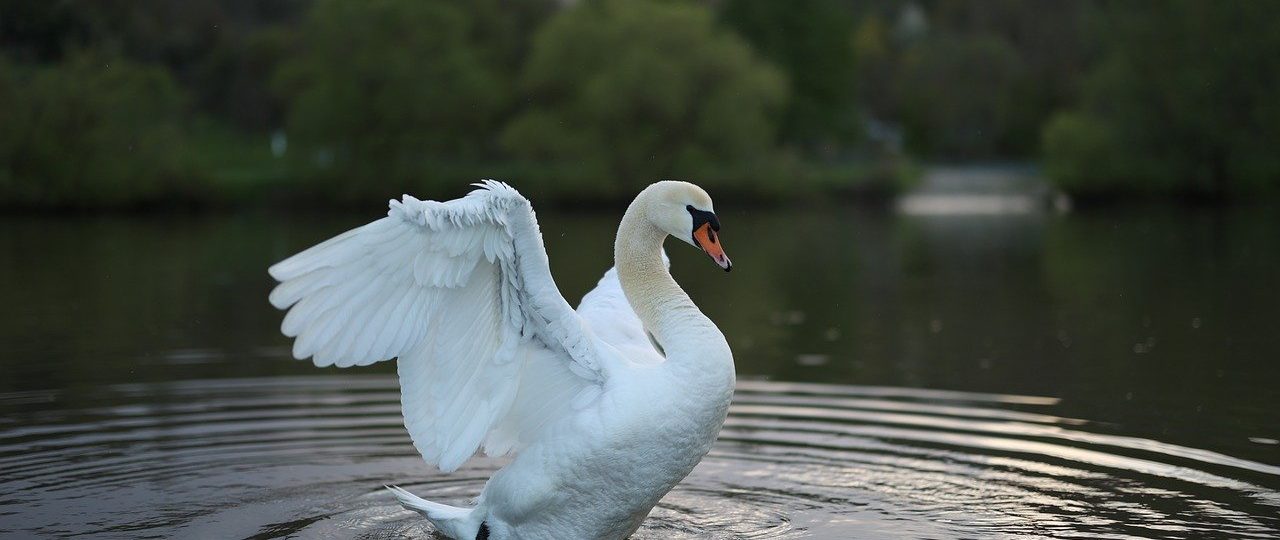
4 205 1278 465
0 214 374 396
1041 206 1280 457
886 212 1059 393
667 205 1062 393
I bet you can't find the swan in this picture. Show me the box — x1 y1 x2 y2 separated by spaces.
268 180 735 539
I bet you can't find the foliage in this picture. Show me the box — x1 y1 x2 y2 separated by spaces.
0 57 24 191
501 0 787 197
196 26 295 132
852 0 1092 159
1043 1 1280 197
0 0 303 127
897 34 1025 159
719 0 859 149
0 52 195 208
4 0 1279 208
274 0 516 200
1041 113 1139 196
928 0 1093 123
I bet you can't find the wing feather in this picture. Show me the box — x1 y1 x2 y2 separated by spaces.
269 181 604 471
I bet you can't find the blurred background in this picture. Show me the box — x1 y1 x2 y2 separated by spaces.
2 0 1278 207
2 1 1280 538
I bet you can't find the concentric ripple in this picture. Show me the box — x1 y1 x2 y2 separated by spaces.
1 375 1277 539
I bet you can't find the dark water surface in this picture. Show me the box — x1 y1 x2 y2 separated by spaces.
2 202 1278 538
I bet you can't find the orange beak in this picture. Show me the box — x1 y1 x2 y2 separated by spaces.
693 223 732 272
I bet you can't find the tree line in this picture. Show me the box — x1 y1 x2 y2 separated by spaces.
1 0 1276 208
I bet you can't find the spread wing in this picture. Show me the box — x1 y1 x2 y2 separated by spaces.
268 181 604 471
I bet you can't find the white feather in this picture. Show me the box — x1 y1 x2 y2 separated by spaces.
271 180 738 540
269 181 604 470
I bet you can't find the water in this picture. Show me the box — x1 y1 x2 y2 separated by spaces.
2 202 1278 538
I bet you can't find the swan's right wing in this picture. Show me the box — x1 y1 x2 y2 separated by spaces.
269 181 603 471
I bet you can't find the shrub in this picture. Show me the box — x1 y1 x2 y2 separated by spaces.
0 53 194 208
897 35 1027 159
1042 1 1280 198
500 0 787 198
720 0 861 149
275 0 512 201
1042 113 1129 196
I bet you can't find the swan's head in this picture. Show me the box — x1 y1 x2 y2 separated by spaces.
643 181 732 272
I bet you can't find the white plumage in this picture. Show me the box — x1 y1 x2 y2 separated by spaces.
269 181 735 539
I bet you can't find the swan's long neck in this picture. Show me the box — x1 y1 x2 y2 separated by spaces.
614 195 731 378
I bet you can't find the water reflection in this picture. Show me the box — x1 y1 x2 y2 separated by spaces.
1 377 1276 538
1 203 1279 537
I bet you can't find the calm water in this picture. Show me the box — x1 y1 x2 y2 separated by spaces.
2 201 1278 538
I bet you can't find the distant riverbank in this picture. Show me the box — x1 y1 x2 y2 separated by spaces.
0 123 919 212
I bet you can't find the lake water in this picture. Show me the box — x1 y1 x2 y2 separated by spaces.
2 201 1278 538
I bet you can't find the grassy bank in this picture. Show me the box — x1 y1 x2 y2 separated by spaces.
98 122 916 212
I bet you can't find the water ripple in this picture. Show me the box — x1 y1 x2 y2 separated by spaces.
0 375 1276 539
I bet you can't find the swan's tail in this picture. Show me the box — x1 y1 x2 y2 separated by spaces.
385 485 486 539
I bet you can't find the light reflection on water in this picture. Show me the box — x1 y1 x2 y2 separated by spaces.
2 203 1279 538
1 376 1277 539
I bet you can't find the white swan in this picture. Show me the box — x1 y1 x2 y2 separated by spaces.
268 180 735 539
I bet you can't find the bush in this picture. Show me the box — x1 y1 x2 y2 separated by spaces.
0 53 195 208
500 0 788 198
1042 113 1126 196
1042 1 1280 198
897 35 1027 159
275 0 515 201
720 0 860 149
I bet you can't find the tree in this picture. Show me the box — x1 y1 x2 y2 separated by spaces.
720 0 860 151
0 52 193 208
274 0 513 199
0 0 247 114
501 0 787 196
897 34 1025 158
1043 1 1280 198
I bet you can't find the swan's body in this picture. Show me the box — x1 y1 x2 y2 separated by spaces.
268 181 735 539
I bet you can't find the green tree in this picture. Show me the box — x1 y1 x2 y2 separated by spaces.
275 0 511 199
196 26 295 132
1044 1 1280 198
0 0 241 109
501 0 787 197
0 57 26 192
897 34 1025 158
929 0 1092 157
720 0 859 150
0 52 193 208
844 1 1095 159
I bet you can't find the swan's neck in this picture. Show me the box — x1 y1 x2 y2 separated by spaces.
614 200 730 372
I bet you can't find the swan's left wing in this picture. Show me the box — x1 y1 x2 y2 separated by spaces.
268 181 602 471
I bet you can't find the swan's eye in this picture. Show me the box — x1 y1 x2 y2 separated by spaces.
686 205 720 233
